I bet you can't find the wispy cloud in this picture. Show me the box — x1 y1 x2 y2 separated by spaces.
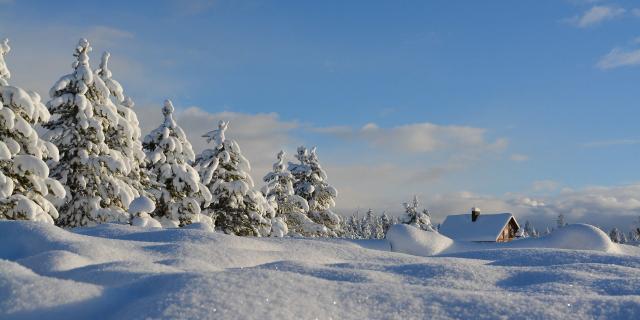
582 138 640 147
509 154 529 162
314 122 507 154
632 8 640 17
596 35 640 70
567 5 626 28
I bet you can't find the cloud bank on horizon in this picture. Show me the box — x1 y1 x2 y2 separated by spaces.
2 0 640 230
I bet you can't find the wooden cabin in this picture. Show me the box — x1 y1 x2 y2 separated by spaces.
439 207 520 242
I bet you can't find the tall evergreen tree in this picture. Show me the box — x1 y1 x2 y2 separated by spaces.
0 38 66 223
289 146 341 236
43 39 135 227
143 100 211 227
194 120 273 236
94 52 153 199
262 150 327 237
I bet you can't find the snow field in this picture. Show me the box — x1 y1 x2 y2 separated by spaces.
2 221 640 319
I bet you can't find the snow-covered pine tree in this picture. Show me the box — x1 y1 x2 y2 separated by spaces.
143 100 211 227
262 150 328 237
523 221 538 238
402 195 434 231
0 38 66 223
94 52 153 200
609 227 623 244
43 39 136 227
381 212 393 235
194 120 273 236
288 146 340 236
556 214 567 228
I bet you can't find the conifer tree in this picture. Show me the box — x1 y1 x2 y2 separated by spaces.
524 221 538 238
0 38 66 223
43 39 135 227
194 120 273 236
402 195 434 231
556 214 567 228
143 100 211 227
609 227 623 244
94 52 153 199
262 150 328 237
289 146 341 236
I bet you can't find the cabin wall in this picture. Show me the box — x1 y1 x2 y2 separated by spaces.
497 221 518 243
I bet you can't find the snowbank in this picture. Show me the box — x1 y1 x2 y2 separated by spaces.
386 224 453 256
510 224 619 253
387 223 622 257
2 221 640 319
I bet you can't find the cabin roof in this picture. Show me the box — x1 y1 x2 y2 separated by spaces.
439 212 519 242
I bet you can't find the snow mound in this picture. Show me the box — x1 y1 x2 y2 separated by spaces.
129 196 155 214
516 224 619 253
386 224 453 256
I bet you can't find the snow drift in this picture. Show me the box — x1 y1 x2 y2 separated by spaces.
387 223 622 257
2 221 640 319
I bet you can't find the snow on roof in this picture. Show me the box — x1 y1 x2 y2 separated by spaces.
439 212 518 242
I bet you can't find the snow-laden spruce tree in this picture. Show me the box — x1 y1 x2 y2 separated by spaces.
556 214 567 228
609 227 624 244
0 38 66 223
288 146 341 236
143 100 211 227
523 221 538 238
94 52 153 200
262 150 329 237
43 39 136 227
402 195 434 231
194 120 274 236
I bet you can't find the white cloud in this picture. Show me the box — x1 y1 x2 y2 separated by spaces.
597 47 640 69
568 6 626 28
582 138 640 147
632 8 640 17
316 122 507 154
425 184 640 231
531 180 560 192
509 154 529 162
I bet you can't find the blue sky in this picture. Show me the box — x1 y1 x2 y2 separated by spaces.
2 0 640 229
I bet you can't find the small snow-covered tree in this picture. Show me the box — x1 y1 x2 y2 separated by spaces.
0 38 66 223
609 227 623 244
289 146 341 236
262 150 328 237
43 39 135 227
556 214 567 228
94 52 153 199
523 221 538 238
143 100 211 227
402 195 434 231
194 120 273 236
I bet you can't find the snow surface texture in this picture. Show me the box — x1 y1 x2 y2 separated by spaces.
1 221 640 320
